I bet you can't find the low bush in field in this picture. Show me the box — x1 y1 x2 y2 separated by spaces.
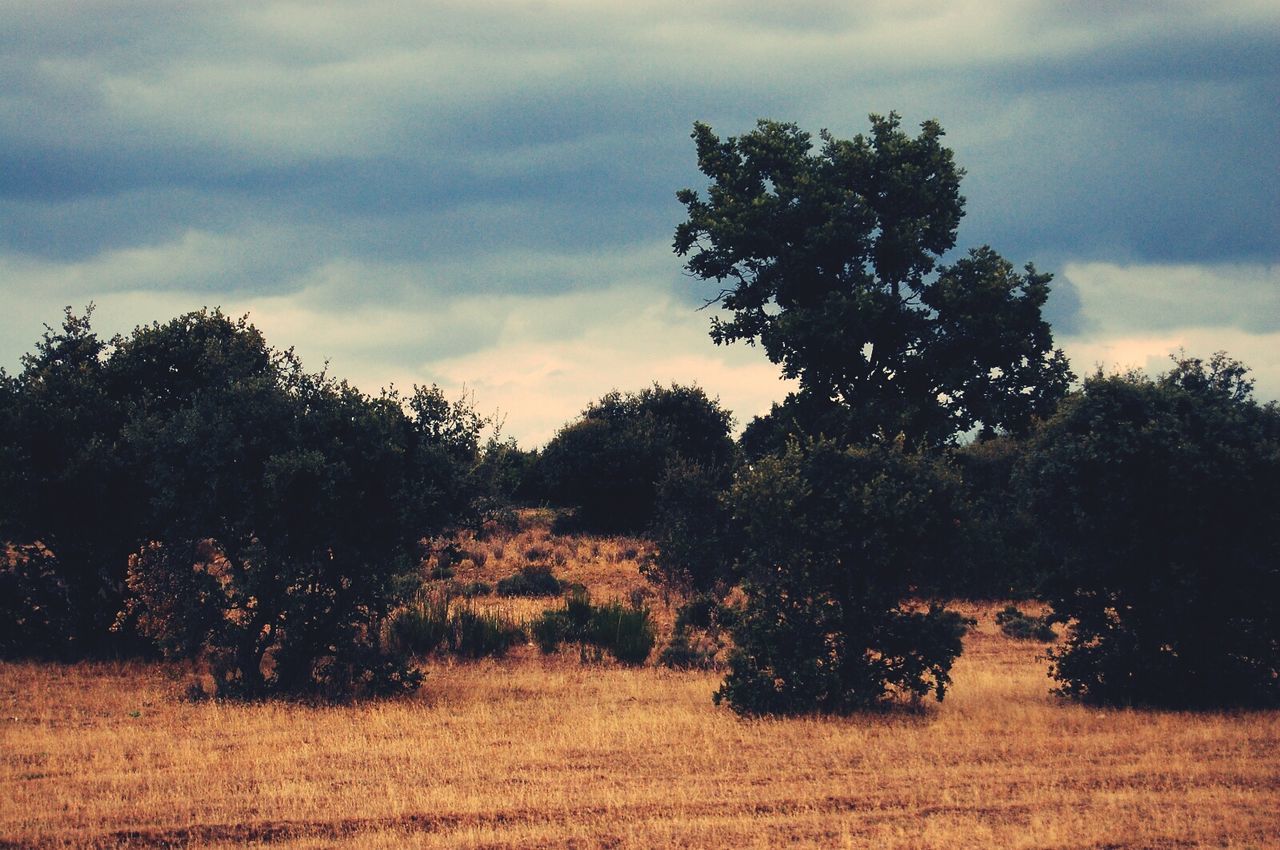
497 565 563 597
459 581 492 598
994 605 1056 642
1024 355 1280 708
658 595 727 670
533 589 655 665
449 606 526 659
658 629 718 670
390 590 526 660
388 591 452 656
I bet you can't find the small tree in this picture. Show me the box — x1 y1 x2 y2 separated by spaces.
539 384 734 532
714 439 971 715
114 310 482 698
1023 354 1280 708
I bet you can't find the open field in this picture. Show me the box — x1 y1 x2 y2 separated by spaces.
2 515 1278 849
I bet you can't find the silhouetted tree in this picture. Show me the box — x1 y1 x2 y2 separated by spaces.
676 113 1071 451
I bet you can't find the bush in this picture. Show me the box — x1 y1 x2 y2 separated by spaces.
538 384 735 533
390 590 525 660
388 591 453 656
658 629 718 670
712 439 972 715
589 600 656 665
532 589 655 664
2 307 490 690
1023 354 1280 708
496 565 563 597
658 595 726 670
0 308 146 656
945 437 1052 599
113 313 486 699
994 605 1056 642
0 544 71 659
449 605 526 659
649 458 734 594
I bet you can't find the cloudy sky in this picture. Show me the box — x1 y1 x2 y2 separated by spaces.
3 1 1277 445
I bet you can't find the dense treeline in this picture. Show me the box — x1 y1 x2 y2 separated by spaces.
4 113 1278 712
0 307 497 697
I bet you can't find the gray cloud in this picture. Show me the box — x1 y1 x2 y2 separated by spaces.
3 0 1278 437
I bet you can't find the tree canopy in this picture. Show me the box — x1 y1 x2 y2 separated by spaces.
675 113 1071 449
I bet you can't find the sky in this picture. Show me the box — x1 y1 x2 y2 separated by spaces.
2 1 1277 446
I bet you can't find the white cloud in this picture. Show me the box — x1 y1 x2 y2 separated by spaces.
1058 261 1280 403
1064 261 1280 334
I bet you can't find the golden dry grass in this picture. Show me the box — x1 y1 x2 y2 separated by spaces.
2 515 1277 849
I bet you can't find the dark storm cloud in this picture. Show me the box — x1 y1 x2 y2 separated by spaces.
2 1 1277 438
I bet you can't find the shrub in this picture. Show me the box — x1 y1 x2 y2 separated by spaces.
994 605 1056 642
532 589 655 664
713 439 972 715
113 313 485 699
658 629 718 670
649 458 734 594
388 590 453 656
538 384 735 533
945 437 1052 599
588 600 656 665
449 605 526 659
497 564 563 597
390 590 525 660
1023 354 1280 708
0 544 71 659
459 581 492 598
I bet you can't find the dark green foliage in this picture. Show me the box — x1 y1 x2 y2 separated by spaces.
659 594 726 670
472 436 544 513
538 384 734 533
0 545 71 658
388 591 454 656
114 313 484 698
0 307 145 656
459 581 492 598
496 564 563 597
389 589 525 660
712 439 972 715
532 589 655 665
449 606 526 659
649 458 734 594
994 605 1057 642
676 114 1071 451
944 436 1051 599
1023 354 1280 708
657 629 718 670
1 306 488 697
588 600 656 665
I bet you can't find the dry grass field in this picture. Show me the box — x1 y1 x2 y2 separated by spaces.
2 512 1277 849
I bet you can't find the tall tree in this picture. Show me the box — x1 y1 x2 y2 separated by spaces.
675 113 1071 450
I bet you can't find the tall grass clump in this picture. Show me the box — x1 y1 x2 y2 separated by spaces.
390 589 526 660
532 589 654 665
